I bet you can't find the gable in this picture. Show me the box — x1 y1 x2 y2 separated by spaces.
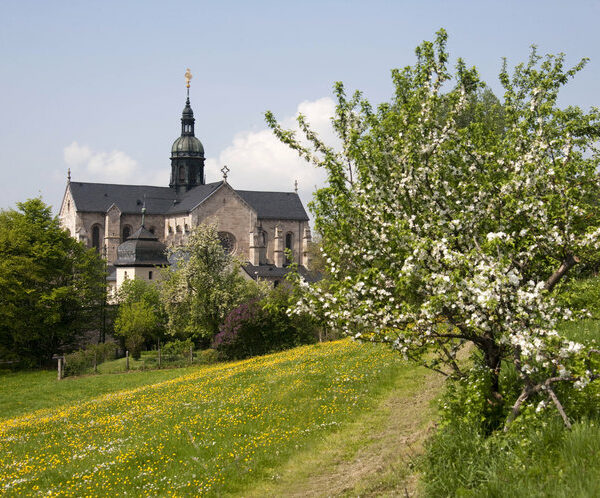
189 182 256 226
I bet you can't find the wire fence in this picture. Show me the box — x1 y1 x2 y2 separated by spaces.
60 342 220 378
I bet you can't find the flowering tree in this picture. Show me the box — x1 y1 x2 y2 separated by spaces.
161 224 256 345
266 30 600 428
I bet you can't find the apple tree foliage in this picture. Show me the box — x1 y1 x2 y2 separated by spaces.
266 30 600 428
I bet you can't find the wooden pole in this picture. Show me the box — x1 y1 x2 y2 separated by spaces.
57 358 62 380
189 345 193 365
158 341 161 368
126 350 129 371
93 350 97 374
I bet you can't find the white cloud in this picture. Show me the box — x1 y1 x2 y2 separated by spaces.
63 141 142 183
205 97 337 210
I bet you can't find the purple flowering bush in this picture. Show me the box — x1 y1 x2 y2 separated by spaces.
213 291 318 359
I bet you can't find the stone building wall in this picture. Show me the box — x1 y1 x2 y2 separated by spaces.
184 184 256 260
59 183 311 269
258 219 310 265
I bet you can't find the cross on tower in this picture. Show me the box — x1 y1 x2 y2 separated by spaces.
221 165 230 181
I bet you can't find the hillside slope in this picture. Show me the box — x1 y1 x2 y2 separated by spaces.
1 340 440 496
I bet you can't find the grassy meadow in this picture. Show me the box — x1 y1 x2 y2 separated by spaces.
0 339 411 496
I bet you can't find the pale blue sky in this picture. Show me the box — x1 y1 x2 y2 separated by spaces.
1 0 599 213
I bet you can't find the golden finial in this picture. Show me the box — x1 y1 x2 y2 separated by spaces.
185 68 193 89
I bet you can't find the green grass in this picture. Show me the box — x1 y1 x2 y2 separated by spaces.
0 339 410 496
422 319 600 497
423 417 600 497
0 367 197 421
87 349 216 375
557 318 600 345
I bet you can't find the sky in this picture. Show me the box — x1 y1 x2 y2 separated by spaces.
1 0 599 217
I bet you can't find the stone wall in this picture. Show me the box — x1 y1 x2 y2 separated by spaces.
182 183 257 260
258 219 310 266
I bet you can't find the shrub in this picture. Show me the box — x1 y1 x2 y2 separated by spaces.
195 348 221 365
423 319 600 496
64 342 117 376
213 291 319 360
161 338 193 361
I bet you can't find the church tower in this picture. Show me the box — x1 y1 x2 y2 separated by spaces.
170 69 205 192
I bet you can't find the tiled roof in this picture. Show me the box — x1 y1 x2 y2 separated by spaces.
166 182 222 213
236 190 309 221
69 181 309 221
242 263 321 283
69 182 177 214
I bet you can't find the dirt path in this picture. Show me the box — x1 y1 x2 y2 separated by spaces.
242 365 444 497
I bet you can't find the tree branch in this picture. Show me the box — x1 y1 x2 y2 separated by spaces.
544 254 580 292
546 386 572 429
504 386 531 431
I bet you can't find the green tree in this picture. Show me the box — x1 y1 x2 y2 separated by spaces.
114 301 160 359
266 30 600 429
161 224 256 346
0 198 106 366
114 279 166 357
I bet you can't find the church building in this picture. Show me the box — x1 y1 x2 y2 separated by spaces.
58 74 313 292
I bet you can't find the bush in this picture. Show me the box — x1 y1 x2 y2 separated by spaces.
195 348 221 365
64 342 117 377
161 338 193 360
213 291 319 360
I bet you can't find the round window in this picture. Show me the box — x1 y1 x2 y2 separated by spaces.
218 232 236 254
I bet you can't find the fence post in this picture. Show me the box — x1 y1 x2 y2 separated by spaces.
57 357 62 380
126 350 129 371
93 349 98 373
158 342 161 368
189 345 193 365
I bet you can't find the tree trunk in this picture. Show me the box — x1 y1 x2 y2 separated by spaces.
545 254 580 292
480 338 504 430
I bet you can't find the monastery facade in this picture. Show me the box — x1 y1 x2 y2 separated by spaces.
59 80 312 289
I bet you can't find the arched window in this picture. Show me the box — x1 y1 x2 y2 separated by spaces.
184 224 189 233
178 165 186 182
122 225 132 242
285 232 293 265
168 225 173 234
92 225 101 252
176 225 182 233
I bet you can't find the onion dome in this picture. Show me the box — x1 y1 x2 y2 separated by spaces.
171 97 204 158
171 135 204 157
114 227 169 267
